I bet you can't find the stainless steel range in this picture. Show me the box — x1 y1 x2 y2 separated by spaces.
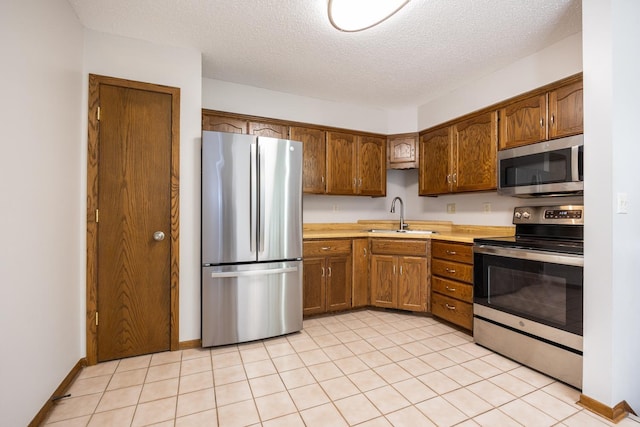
473 205 584 389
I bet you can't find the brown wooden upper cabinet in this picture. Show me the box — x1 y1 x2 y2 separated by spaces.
326 132 386 196
290 126 326 194
419 111 497 196
202 113 288 139
387 133 419 169
249 121 289 138
499 79 583 150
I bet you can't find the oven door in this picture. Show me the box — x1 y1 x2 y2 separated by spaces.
473 245 583 337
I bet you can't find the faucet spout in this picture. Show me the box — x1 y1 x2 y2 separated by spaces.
390 197 407 230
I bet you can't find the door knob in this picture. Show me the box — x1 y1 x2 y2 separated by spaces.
153 231 165 241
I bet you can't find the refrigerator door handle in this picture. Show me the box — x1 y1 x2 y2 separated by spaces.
258 141 265 253
250 140 258 254
211 266 299 278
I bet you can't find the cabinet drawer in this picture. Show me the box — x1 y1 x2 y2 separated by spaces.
432 259 473 283
304 240 351 257
370 239 428 256
432 241 473 264
432 277 473 303
431 293 473 330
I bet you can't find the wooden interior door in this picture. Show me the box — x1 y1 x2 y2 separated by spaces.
87 74 180 364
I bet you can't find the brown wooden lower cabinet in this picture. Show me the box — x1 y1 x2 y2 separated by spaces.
351 238 369 308
303 239 352 316
430 240 474 330
369 239 429 312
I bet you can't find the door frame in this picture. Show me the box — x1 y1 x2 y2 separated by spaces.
86 74 180 365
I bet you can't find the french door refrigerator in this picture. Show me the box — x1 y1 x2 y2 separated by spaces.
201 131 303 347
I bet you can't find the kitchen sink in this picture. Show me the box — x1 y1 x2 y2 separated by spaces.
367 229 437 234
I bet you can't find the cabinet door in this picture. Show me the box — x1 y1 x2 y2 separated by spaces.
549 80 583 139
326 132 357 195
326 255 352 312
303 257 326 315
290 126 326 194
453 111 497 192
397 256 427 312
499 94 547 149
388 133 418 169
370 255 396 308
419 127 452 196
202 114 247 133
357 135 386 196
249 121 289 139
352 239 369 308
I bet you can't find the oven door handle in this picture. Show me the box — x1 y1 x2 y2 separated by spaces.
474 245 584 267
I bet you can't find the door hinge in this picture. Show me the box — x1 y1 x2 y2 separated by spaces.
97 106 101 121
95 312 99 326
95 209 99 223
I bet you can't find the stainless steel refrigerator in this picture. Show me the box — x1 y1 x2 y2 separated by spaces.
201 131 303 347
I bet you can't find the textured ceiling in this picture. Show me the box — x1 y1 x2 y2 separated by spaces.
67 0 582 110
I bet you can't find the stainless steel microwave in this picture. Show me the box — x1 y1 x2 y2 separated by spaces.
498 135 583 197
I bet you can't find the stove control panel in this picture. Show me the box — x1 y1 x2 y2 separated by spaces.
513 205 584 225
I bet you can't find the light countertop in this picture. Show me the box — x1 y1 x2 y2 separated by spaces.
303 220 514 244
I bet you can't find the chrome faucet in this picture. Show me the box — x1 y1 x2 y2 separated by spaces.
390 196 407 230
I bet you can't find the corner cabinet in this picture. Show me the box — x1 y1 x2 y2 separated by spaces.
499 78 583 150
419 111 497 196
387 133 419 169
303 240 352 315
326 132 386 196
430 241 474 330
370 239 429 312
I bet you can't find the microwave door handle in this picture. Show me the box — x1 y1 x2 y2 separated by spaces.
571 145 580 181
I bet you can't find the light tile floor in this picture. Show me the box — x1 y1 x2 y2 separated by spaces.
44 309 640 426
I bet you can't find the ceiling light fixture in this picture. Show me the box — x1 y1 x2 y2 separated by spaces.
328 0 411 32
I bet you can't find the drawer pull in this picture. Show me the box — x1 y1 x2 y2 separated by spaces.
321 247 331 250
445 303 456 311
328 267 332 277
445 250 457 255
321 267 325 277
445 267 456 274
445 286 456 292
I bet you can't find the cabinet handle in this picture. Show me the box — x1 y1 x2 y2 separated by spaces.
445 250 457 255
321 247 330 250
540 118 544 127
447 174 451 183
359 178 362 187
445 267 456 274
321 176 325 184
328 267 332 277
445 286 456 292
452 173 457 183
353 178 357 186
550 114 555 125
445 303 456 311
363 248 367 257
393 265 396 275
400 266 403 275
321 267 325 277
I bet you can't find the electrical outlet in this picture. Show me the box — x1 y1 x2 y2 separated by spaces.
483 202 491 213
447 203 456 214
617 193 628 214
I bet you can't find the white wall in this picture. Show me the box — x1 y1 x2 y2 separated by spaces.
82 31 203 342
583 0 640 411
202 79 389 134
0 0 84 425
